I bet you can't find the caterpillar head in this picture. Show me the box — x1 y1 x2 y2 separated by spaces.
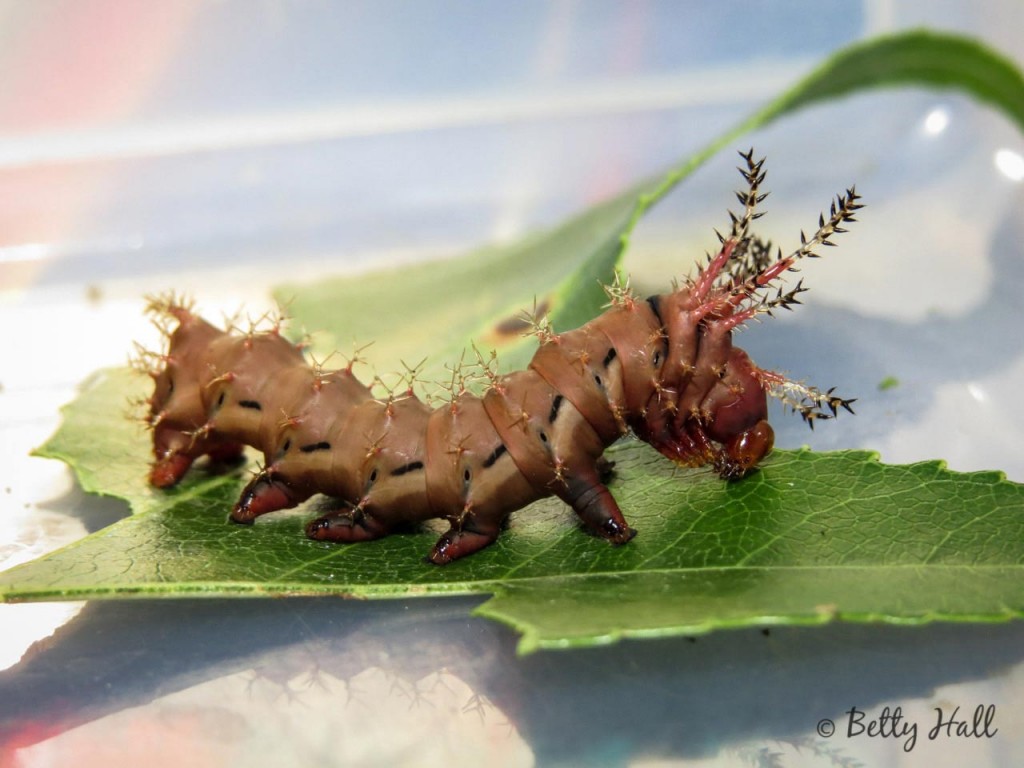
702 348 774 479
637 341 774 480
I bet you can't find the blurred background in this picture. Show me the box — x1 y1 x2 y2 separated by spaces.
1 1 1023 766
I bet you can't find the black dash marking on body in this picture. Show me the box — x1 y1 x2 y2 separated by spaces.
646 295 663 325
482 443 507 468
300 441 331 453
602 347 617 368
391 461 424 476
548 394 564 423
239 400 262 411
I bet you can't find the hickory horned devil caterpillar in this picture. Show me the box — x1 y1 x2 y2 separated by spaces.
139 151 858 565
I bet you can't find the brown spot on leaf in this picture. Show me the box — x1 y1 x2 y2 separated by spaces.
492 297 551 340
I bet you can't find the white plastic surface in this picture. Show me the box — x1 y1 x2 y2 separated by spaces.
1 2 1022 766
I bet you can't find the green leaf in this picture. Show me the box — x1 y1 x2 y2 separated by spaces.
11 367 1024 654
6 31 1024 653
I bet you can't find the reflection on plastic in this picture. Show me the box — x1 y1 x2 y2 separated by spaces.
994 148 1024 181
922 107 950 136
10 666 533 768
0 604 84 673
